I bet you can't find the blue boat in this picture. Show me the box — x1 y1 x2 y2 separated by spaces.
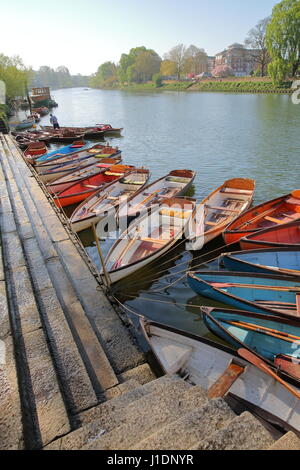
201 307 300 380
35 140 88 163
222 248 300 277
187 271 300 319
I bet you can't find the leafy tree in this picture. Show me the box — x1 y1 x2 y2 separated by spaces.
0 54 30 100
245 17 271 76
152 73 163 87
134 51 161 82
266 0 300 82
160 60 177 77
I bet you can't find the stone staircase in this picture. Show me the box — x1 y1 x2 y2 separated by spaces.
45 374 300 451
0 134 147 450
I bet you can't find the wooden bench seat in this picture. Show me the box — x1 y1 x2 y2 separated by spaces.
206 204 239 213
221 188 253 195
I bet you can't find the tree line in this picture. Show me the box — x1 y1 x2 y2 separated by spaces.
90 0 299 88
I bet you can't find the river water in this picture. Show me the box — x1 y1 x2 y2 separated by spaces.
40 87 300 338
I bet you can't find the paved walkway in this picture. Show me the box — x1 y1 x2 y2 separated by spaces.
0 134 145 449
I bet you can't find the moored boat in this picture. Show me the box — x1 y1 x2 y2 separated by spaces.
222 248 300 277
201 307 300 381
46 157 122 195
53 164 135 208
186 178 255 250
69 169 150 233
36 153 118 183
117 169 196 223
239 220 300 250
94 124 123 136
103 197 197 284
24 142 48 161
140 318 300 432
223 191 300 245
187 271 300 319
15 117 35 131
34 140 88 164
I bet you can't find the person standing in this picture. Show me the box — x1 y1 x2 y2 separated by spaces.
50 114 60 129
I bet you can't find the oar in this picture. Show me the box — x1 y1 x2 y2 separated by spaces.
239 203 282 229
224 320 300 344
238 348 300 400
211 282 300 293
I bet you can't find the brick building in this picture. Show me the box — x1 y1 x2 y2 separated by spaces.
214 43 259 77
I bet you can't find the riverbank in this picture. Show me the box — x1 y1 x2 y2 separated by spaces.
93 78 293 94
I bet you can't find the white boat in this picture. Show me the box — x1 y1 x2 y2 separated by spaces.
141 318 300 433
117 169 196 222
102 197 197 284
186 178 255 251
69 169 150 233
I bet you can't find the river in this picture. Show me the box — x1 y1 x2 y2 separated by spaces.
39 87 300 338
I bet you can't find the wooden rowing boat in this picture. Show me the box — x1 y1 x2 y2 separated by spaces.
187 271 300 319
117 169 196 223
140 318 300 432
103 197 197 284
223 191 300 245
186 178 255 250
201 307 300 381
34 140 88 164
239 220 300 250
53 164 135 208
24 142 48 162
45 157 122 195
37 153 119 184
222 248 300 277
42 126 105 140
34 144 122 174
69 169 150 233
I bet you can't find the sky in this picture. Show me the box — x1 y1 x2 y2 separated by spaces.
0 0 279 75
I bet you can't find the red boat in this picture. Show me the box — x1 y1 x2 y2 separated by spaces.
53 164 135 208
223 191 300 245
240 220 300 250
24 142 48 162
46 157 122 195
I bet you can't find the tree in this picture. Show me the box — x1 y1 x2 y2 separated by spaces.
184 45 208 75
160 59 177 77
164 44 188 80
266 0 300 82
118 46 161 84
134 51 161 82
245 17 271 77
0 54 30 100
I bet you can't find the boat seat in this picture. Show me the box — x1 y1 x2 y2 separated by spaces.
205 221 219 226
82 184 99 189
264 216 286 224
205 205 239 213
140 237 166 244
221 188 253 195
286 197 300 205
107 196 118 200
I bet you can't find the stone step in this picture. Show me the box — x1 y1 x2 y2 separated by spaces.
1 137 118 400
0 140 101 415
4 135 144 377
132 397 235 450
81 379 207 450
118 363 156 386
268 432 300 450
45 376 190 450
194 411 275 450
